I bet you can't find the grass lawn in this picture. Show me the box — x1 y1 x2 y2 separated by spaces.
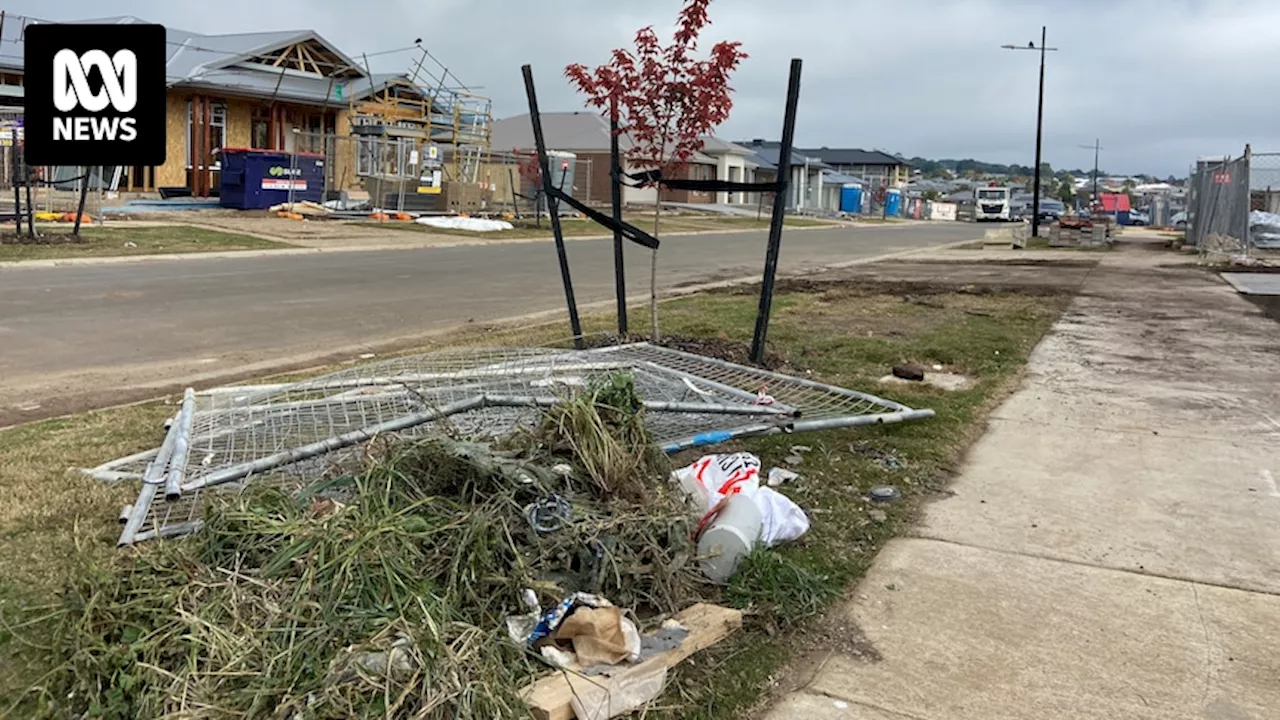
358 214 833 239
0 276 1071 717
0 226 290 261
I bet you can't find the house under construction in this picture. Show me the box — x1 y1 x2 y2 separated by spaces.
0 14 491 199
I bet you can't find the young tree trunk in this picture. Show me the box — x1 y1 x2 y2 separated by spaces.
650 201 662 341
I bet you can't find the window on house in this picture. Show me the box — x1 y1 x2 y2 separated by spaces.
251 106 270 149
186 101 228 169
691 163 715 181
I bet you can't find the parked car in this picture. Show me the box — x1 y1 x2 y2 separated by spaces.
1128 210 1150 226
1171 211 1187 230
1010 195 1065 221
1037 199 1066 221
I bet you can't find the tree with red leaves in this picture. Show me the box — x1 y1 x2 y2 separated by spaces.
566 0 747 339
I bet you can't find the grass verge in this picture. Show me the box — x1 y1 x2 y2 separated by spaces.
358 215 832 239
0 226 289 261
0 275 1071 717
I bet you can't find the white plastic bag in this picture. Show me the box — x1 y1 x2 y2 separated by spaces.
753 486 810 546
673 453 809 547
671 452 761 518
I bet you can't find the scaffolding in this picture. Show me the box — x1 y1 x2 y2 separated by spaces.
348 46 492 185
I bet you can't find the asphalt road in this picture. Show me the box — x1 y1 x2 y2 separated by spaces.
0 222 978 423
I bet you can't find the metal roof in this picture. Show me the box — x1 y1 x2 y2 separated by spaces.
493 112 743 161
822 170 863 184
698 136 754 156
799 147 908 167
0 14 425 105
735 141 908 168
491 112 627 152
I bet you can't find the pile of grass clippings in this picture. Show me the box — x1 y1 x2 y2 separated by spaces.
17 373 707 719
523 372 664 499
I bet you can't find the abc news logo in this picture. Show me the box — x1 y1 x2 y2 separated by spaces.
53 49 139 142
25 24 166 166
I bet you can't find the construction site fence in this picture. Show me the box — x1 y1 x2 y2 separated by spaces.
284 135 601 215
1248 152 1280 214
0 107 23 191
1182 147 1280 258
477 150 597 216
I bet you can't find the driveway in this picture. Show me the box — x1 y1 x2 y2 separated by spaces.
0 222 977 426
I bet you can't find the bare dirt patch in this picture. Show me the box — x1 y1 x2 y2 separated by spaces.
581 332 790 370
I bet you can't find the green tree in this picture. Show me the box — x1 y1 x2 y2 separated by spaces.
1055 175 1075 204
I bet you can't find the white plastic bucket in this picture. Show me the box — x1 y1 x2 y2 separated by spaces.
697 493 763 583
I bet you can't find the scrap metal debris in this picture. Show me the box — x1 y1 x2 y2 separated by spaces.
86 343 934 545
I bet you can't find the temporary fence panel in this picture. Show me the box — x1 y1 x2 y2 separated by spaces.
477 150 598 215
93 343 934 545
1249 152 1280 214
1186 150 1250 256
929 202 957 221
0 108 23 190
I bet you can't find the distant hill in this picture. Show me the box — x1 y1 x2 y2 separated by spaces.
900 156 1096 180
898 156 1183 184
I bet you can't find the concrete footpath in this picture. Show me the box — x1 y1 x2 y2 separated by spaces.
765 245 1280 719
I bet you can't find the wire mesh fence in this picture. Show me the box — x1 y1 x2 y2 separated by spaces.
280 135 600 215
478 150 599 215
91 343 933 545
1186 151 1251 258
0 108 23 191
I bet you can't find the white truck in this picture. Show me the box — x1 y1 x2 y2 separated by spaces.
974 186 1012 222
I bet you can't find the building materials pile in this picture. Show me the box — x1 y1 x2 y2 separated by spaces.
1049 216 1112 247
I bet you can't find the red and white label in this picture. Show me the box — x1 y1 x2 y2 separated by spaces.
262 179 307 191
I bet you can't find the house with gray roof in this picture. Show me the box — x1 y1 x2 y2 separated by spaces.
491 111 759 205
737 140 837 212
0 14 488 198
738 140 912 193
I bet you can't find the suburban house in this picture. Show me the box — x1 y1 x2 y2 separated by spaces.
738 140 912 189
489 111 758 206
738 140 846 212
801 147 912 187
0 15 490 197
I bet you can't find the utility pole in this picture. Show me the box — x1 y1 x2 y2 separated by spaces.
1003 27 1057 237
1079 139 1103 208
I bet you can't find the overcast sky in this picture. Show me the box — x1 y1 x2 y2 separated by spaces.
13 0 1278 177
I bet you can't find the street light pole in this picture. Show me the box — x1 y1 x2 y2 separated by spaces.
1002 27 1057 237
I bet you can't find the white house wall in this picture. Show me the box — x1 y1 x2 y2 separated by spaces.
623 159 658 205
714 154 748 204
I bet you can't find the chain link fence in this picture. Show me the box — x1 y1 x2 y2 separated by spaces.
1186 147 1280 260
0 108 23 191
478 150 598 216
284 135 601 215
1249 152 1280 213
1249 152 1280 253
1186 151 1250 258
